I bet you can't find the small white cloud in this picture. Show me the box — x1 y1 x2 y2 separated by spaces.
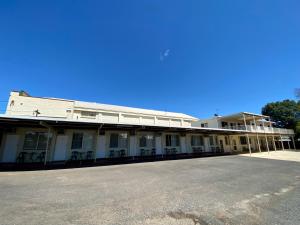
164 49 170 57
160 49 170 61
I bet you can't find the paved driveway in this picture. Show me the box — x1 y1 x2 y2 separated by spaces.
1 152 300 225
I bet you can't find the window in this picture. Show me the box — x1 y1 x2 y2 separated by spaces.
191 135 204 146
119 133 128 148
36 134 48 150
71 133 94 150
140 136 147 147
221 122 228 128
201 123 208 128
83 134 94 150
81 111 97 118
239 136 247 145
109 133 119 148
166 134 180 147
71 133 83 149
109 133 128 148
209 136 215 146
23 132 51 151
139 134 155 148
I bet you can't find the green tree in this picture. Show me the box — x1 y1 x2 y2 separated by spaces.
261 100 300 129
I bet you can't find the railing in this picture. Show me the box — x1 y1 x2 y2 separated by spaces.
273 128 295 135
222 125 246 130
221 125 294 135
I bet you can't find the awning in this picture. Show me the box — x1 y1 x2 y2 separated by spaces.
0 115 249 135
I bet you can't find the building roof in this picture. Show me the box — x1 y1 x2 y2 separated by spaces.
217 112 270 121
11 91 198 120
74 101 198 120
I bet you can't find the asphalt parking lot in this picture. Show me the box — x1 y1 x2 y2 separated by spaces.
0 151 300 225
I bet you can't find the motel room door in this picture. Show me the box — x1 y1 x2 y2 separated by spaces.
219 139 224 152
53 135 68 161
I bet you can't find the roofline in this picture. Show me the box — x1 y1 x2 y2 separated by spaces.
241 112 270 118
73 106 198 121
11 91 75 103
0 115 247 133
216 112 270 120
10 91 198 120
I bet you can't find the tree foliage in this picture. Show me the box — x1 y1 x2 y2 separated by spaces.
261 100 300 129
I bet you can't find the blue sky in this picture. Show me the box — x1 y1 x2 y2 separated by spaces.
0 0 299 118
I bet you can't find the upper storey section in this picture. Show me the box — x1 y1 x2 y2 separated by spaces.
193 112 294 135
5 91 198 128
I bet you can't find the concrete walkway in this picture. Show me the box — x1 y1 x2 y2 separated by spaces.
242 150 300 162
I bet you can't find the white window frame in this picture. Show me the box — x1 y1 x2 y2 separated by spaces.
71 132 95 152
138 133 155 149
80 111 97 119
190 135 204 147
23 131 52 151
165 134 180 147
108 132 129 150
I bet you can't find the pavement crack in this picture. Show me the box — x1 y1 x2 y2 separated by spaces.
168 211 209 225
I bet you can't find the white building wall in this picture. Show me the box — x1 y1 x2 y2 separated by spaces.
121 115 140 124
141 116 155 125
157 118 170 126
5 91 196 128
6 91 73 118
192 117 219 128
185 135 192 153
155 135 162 155
2 135 19 162
101 112 119 123
183 120 192 127
180 136 187 153
129 135 137 156
170 119 181 127
203 137 210 152
53 135 68 161
96 135 106 158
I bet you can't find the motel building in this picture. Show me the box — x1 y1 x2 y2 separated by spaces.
0 91 296 167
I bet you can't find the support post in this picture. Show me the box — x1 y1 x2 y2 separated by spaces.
253 115 261 152
265 135 270 154
270 118 277 152
280 134 284 150
95 125 103 162
262 120 270 154
243 114 251 156
44 127 51 166
39 121 52 166
229 135 234 152
287 138 291 150
292 136 296 150
272 135 277 151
